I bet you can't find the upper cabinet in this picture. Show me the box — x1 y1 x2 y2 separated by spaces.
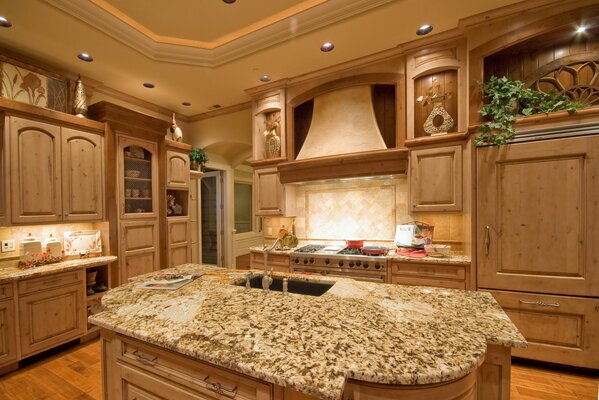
409 145 462 212
8 116 104 224
166 150 190 188
118 136 158 219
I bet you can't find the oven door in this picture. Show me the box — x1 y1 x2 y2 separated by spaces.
327 270 386 283
291 266 328 276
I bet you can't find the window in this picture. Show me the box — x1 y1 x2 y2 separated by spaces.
234 182 253 233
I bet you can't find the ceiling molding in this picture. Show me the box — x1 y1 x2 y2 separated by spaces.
46 0 396 67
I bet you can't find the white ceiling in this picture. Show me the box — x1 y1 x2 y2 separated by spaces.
0 0 522 117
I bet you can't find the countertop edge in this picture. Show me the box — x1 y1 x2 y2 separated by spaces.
0 255 118 283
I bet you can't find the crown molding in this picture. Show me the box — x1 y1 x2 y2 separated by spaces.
187 102 253 123
46 0 395 67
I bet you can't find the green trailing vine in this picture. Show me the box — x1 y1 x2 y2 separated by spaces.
477 76 583 146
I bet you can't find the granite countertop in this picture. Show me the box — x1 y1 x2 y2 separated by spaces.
249 246 471 264
90 264 525 400
0 255 118 283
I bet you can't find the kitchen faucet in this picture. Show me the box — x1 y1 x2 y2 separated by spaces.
261 237 284 290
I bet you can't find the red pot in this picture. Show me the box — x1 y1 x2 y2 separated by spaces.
345 239 364 249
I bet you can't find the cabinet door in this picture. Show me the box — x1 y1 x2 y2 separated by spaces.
409 145 462 212
10 117 62 223
167 219 190 268
477 135 599 296
0 298 17 368
118 136 158 219
254 167 287 216
166 150 190 188
19 283 86 358
62 128 104 221
120 221 159 283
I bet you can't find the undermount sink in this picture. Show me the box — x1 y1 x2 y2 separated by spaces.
236 276 334 297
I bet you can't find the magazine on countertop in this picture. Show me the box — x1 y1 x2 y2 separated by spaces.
135 273 204 290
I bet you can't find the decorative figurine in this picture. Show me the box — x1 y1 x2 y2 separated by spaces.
417 78 454 135
263 111 281 158
169 113 183 142
73 75 88 118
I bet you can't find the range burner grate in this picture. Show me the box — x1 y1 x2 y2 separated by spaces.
294 244 326 253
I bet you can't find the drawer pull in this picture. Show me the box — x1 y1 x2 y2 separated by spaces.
519 300 560 308
484 225 491 256
203 376 238 399
132 350 157 365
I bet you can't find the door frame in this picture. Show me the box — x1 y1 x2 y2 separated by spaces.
201 170 224 266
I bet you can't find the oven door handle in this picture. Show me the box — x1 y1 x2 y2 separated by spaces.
326 273 385 283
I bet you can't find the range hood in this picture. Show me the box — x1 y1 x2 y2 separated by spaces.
279 84 407 183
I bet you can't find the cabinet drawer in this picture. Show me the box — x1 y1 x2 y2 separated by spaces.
488 290 599 369
18 270 83 294
390 262 465 280
390 275 465 290
250 252 289 269
118 335 272 400
0 283 13 300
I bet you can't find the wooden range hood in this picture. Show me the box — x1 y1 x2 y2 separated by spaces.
277 148 408 184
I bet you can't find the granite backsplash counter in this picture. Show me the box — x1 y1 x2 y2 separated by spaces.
90 264 524 400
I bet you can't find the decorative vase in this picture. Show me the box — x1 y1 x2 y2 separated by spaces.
190 160 200 171
73 75 88 118
264 131 281 158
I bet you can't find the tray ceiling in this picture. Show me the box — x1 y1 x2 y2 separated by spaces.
0 0 524 116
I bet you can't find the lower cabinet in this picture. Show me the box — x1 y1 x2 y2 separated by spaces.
250 251 290 273
488 289 599 369
18 270 86 358
0 283 17 371
167 218 191 268
388 261 471 290
120 220 160 282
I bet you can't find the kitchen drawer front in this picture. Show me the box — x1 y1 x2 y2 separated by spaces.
488 290 599 369
391 262 466 280
119 363 208 400
390 275 466 290
18 270 84 294
0 283 14 300
117 335 273 400
250 252 290 270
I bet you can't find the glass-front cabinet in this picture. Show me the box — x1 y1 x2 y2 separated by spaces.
118 136 158 219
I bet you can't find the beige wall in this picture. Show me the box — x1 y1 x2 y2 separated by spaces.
262 177 464 250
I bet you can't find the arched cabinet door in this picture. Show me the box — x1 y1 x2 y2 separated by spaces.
10 117 62 224
166 150 190 188
117 136 158 219
61 128 104 221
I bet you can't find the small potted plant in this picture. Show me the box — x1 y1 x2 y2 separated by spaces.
189 148 208 172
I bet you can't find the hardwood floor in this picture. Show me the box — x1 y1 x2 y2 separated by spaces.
0 339 597 399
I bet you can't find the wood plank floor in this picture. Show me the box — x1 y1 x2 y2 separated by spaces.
0 339 597 399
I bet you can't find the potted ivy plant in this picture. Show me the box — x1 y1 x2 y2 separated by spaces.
477 76 583 146
189 148 208 172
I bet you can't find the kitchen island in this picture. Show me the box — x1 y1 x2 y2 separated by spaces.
90 264 525 400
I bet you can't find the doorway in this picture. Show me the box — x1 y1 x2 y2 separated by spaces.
200 171 224 265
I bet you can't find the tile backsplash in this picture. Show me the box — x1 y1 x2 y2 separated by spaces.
263 176 464 249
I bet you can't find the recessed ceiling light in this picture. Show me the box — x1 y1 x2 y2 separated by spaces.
0 16 12 28
260 75 271 83
181 101 192 106
77 52 93 62
576 26 587 34
143 82 155 88
222 0 236 3
209 104 222 110
320 42 335 52
416 24 433 35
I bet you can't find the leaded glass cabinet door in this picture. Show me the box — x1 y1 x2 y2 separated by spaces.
117 136 158 219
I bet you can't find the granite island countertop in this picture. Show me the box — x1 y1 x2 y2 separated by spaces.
0 255 118 283
89 264 525 400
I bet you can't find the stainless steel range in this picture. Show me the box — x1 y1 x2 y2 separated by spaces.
290 245 387 283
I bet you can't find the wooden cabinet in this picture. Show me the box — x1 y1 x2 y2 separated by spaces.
18 270 86 358
167 218 191 268
120 221 160 282
8 116 104 224
61 127 104 221
106 333 273 400
487 290 599 369
166 150 190 188
249 251 290 273
0 283 17 371
388 261 471 290
253 166 294 216
477 135 599 297
9 117 62 224
409 145 462 212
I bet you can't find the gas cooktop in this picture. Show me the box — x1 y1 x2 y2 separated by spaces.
291 244 388 258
